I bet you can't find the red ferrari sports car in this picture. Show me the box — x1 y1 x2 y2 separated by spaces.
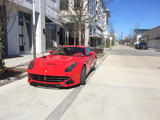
27 46 97 88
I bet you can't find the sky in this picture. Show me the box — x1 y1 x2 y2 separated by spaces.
104 0 160 39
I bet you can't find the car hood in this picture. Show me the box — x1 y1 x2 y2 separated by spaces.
31 55 82 74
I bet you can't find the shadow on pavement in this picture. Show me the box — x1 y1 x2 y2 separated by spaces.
0 68 26 80
155 49 160 52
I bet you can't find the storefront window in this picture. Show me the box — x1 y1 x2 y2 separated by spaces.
18 11 31 53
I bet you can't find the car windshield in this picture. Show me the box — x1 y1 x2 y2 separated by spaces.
53 47 85 57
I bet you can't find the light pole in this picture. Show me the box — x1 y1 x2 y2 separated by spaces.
32 0 36 60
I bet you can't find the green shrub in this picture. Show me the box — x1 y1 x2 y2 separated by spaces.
106 43 110 48
128 44 135 48
112 41 115 46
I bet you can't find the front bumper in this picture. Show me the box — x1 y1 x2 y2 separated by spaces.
28 73 80 87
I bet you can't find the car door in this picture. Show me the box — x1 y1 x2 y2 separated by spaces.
85 47 93 73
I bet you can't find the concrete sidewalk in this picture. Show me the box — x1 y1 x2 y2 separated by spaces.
59 52 160 120
4 53 48 68
0 53 107 120
1 53 48 86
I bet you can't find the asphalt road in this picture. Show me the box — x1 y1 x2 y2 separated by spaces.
0 45 160 120
104 45 160 56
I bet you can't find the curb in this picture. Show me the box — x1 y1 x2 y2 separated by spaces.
97 53 108 62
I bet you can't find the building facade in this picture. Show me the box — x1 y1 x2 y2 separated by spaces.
1 0 61 56
134 29 150 44
60 0 110 47
86 0 110 47
142 26 160 49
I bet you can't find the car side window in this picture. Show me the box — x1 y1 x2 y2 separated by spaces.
86 47 91 56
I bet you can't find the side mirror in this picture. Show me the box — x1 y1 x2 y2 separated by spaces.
49 50 54 54
88 51 95 56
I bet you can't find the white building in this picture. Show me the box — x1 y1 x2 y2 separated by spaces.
134 29 150 44
88 0 110 47
142 26 160 49
103 9 110 45
2 0 62 56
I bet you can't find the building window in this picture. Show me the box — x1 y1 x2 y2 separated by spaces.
50 0 56 3
26 0 32 4
18 11 32 52
89 26 92 35
60 0 68 11
74 0 80 10
88 0 96 16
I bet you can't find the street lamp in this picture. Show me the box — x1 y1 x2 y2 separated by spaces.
32 0 36 60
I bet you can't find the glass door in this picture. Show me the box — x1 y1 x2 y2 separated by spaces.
19 21 25 52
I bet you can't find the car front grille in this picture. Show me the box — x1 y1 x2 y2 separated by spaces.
29 74 70 82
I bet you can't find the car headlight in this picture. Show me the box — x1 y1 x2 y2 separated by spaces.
65 62 78 72
28 60 35 70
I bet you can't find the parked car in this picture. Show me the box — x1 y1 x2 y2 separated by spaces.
27 46 97 88
135 42 148 50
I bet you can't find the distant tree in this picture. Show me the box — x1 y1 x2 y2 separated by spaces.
63 22 79 45
108 21 116 45
60 0 113 45
108 21 115 34
60 0 94 45
128 28 134 44
135 21 139 29
119 32 124 45
133 21 140 43
120 32 123 40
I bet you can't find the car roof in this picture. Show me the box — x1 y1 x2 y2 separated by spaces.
61 45 87 48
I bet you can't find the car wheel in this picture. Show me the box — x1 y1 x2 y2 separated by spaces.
80 66 86 85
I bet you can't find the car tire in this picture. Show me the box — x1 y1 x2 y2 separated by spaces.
80 66 86 85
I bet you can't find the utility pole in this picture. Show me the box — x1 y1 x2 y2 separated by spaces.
32 0 36 60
